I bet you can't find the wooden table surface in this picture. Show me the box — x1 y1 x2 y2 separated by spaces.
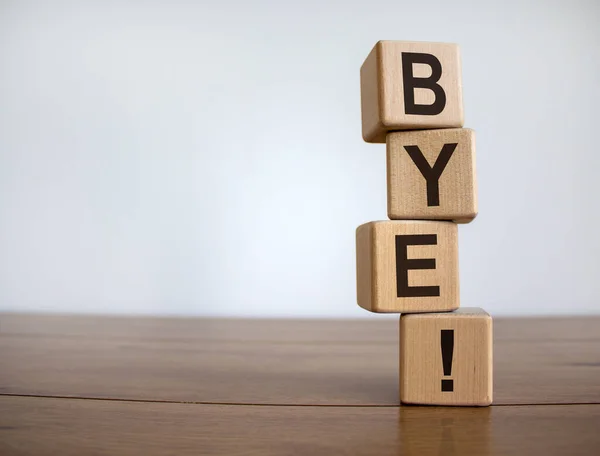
1 314 599 455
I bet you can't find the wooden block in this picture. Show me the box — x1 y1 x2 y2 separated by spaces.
360 41 464 143
387 128 477 223
400 308 493 406
356 220 459 313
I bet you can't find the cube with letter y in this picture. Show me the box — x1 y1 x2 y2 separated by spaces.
360 41 464 143
387 128 477 223
356 220 459 313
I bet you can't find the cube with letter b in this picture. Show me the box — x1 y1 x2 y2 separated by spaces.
360 41 464 143
356 220 459 313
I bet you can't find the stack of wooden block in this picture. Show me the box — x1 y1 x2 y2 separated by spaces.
357 41 492 406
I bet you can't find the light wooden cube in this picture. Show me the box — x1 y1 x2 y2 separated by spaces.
400 308 493 406
387 128 477 223
356 220 459 313
360 40 464 143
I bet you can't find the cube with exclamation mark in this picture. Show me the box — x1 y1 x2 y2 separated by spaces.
400 307 493 406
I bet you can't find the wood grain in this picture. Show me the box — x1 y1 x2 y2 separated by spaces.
3 313 595 342
1 314 599 405
400 308 492 406
356 221 459 313
387 128 477 222
1 396 599 456
360 41 464 143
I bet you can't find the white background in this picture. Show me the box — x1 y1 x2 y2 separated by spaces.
1 0 599 317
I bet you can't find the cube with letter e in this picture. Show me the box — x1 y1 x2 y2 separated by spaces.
356 220 459 313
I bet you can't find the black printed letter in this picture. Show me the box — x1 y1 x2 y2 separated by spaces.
401 52 446 115
404 143 457 206
395 234 440 298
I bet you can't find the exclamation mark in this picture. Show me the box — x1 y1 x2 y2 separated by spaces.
441 329 454 392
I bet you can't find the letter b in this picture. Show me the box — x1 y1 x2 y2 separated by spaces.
401 52 446 116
